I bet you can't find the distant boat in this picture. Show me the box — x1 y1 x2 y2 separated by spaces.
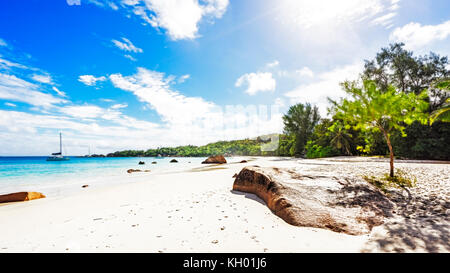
47 133 70 161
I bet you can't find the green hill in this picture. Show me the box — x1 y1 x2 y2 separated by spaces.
106 134 279 157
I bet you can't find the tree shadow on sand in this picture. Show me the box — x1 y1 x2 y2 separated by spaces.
331 177 449 252
364 186 449 252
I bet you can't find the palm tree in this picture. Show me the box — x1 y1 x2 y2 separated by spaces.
329 122 353 155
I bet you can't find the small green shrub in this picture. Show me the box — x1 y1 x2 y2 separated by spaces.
305 141 334 158
363 169 416 193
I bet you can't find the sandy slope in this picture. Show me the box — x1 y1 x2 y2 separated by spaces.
0 156 447 253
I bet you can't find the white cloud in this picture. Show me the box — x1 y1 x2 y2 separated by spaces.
111 103 128 109
1 67 284 155
140 0 204 40
4 102 16 107
110 68 216 125
371 12 396 27
0 57 30 70
66 0 81 6
273 0 402 64
178 74 190 83
112 37 143 53
78 75 107 86
59 105 105 119
127 0 229 40
235 72 276 95
266 60 279 68
0 38 7 47
284 62 363 116
389 20 450 50
0 73 67 108
109 2 119 10
109 67 283 144
296 67 314 78
122 0 140 5
32 74 53 84
124 54 137 61
87 0 119 9
52 86 67 97
0 109 161 155
56 103 158 131
202 0 229 18
278 0 398 29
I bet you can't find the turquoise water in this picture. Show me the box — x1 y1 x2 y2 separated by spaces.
0 156 205 196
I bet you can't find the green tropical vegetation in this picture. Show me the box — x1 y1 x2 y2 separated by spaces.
106 138 273 157
363 169 417 193
281 103 320 157
330 80 429 177
430 80 450 124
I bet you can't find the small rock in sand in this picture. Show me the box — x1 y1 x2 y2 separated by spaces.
127 169 142 174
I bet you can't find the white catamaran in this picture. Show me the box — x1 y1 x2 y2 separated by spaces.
47 133 70 161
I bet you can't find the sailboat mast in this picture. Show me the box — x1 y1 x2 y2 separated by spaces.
60 132 62 155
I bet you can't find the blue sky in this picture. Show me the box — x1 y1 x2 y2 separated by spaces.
0 0 449 155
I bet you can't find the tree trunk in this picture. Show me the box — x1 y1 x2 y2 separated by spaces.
387 139 394 178
381 129 395 177
385 133 394 177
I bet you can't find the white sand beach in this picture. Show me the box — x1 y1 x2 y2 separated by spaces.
0 156 448 253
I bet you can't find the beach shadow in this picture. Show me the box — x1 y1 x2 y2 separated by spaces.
230 190 267 206
189 166 227 172
267 157 299 162
331 177 395 218
331 176 449 252
360 186 450 252
375 195 449 252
